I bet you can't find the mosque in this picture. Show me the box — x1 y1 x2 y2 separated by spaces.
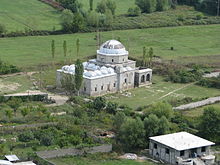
56 40 152 96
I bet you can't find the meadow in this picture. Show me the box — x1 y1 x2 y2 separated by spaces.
0 24 220 70
0 0 62 32
108 76 220 109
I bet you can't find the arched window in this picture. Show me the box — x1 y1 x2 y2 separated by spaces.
141 75 145 83
146 74 150 81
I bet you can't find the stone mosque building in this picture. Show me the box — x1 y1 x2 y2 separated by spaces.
56 40 152 96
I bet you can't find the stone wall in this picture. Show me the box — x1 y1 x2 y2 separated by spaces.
36 144 112 159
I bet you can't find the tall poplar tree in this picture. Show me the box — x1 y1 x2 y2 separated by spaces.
75 59 84 96
63 40 67 57
89 0 94 11
76 38 80 57
51 40 55 59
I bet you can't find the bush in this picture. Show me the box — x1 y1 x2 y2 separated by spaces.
93 97 106 111
18 131 34 142
0 59 20 75
127 7 141 16
197 77 220 89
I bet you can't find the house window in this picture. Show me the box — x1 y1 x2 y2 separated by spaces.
166 148 170 154
201 147 206 152
125 78 127 83
84 87 86 91
113 83 116 87
101 85 104 90
112 59 114 62
154 143 157 149
123 58 124 61
180 150 185 156
95 87 97 91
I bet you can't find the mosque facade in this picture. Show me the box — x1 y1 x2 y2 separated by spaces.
56 40 152 96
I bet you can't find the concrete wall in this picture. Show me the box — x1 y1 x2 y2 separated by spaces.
135 70 152 87
37 144 112 159
117 70 135 91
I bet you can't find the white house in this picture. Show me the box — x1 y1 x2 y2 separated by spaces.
149 132 215 165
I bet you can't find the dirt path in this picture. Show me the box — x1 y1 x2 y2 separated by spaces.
47 93 69 107
158 82 195 100
0 72 37 78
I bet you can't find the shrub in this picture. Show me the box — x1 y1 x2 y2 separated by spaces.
93 97 106 111
127 7 141 16
18 131 34 142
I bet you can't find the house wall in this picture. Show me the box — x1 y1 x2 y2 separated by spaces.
149 140 212 165
117 70 135 91
83 74 118 96
134 70 152 87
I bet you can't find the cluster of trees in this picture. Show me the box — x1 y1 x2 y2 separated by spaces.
165 67 203 83
197 76 220 89
59 0 116 32
135 0 172 13
177 0 220 15
142 47 154 67
18 125 94 148
0 59 20 75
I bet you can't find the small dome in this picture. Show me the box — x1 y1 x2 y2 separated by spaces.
126 66 132 71
101 69 108 75
83 62 88 67
98 40 128 55
94 70 102 76
107 67 115 73
84 71 92 77
62 65 70 71
68 65 75 72
100 66 107 70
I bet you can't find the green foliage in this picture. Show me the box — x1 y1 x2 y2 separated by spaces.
145 102 174 120
119 117 146 150
127 7 141 16
135 0 157 13
144 114 160 137
93 97 106 111
18 131 34 142
20 106 30 117
89 0 94 11
0 24 6 35
61 9 85 33
75 59 84 94
156 0 171 11
7 97 22 115
5 109 13 120
96 0 116 15
105 9 114 27
0 59 20 75
58 0 82 13
51 40 55 58
87 11 99 27
106 102 118 114
63 40 67 57
199 107 220 143
61 73 76 96
197 77 220 89
113 112 126 131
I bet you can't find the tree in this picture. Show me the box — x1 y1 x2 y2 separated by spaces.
118 117 146 150
7 98 22 116
60 9 85 33
145 102 174 120
21 106 30 117
106 0 116 15
5 109 13 120
135 0 157 13
61 73 76 96
142 46 148 67
87 11 99 27
76 38 80 57
58 0 82 13
63 40 67 57
199 107 220 142
75 59 84 95
96 0 107 14
156 0 171 11
158 116 170 135
40 133 54 146
113 111 126 131
93 97 106 110
148 47 154 67
127 7 141 16
106 101 118 114
0 24 6 35
144 114 160 137
18 131 34 142
51 40 55 59
104 9 113 27
89 0 94 11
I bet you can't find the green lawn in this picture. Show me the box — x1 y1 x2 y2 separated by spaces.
49 154 155 165
0 0 62 32
0 24 220 70
81 0 135 15
107 76 220 109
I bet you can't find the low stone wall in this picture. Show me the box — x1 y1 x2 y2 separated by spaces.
174 96 220 110
36 144 112 159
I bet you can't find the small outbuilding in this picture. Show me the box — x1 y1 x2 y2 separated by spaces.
149 132 215 165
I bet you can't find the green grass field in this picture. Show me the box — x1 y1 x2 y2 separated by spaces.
0 24 220 69
49 154 155 165
81 0 135 15
107 76 220 109
0 0 62 32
